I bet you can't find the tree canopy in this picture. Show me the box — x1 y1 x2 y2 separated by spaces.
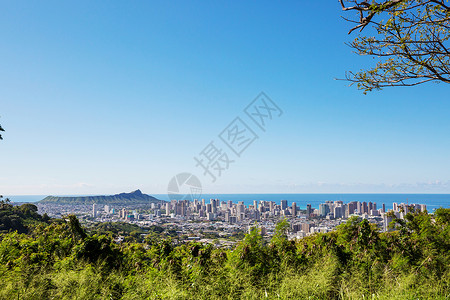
0 196 50 234
0 207 448 298
340 0 450 92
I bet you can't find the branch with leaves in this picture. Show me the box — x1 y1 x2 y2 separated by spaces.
340 0 450 93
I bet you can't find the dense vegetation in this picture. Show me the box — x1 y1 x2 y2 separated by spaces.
0 203 448 299
0 197 50 234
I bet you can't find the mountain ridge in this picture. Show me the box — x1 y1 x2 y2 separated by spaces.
39 190 163 205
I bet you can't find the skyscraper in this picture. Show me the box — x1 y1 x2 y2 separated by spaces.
291 202 297 216
269 201 274 212
237 202 245 221
92 203 97 218
306 204 312 217
319 204 329 217
334 206 343 219
362 202 368 214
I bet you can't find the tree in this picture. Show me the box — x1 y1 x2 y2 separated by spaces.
67 214 87 240
0 196 12 210
340 0 450 93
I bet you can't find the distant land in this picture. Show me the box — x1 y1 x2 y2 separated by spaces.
8 193 449 210
38 190 162 205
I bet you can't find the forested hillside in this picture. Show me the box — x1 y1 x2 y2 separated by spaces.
0 202 448 299
0 197 50 234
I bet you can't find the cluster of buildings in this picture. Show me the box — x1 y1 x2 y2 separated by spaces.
160 198 315 223
161 198 425 223
92 203 161 221
382 202 427 232
41 198 428 243
317 200 382 219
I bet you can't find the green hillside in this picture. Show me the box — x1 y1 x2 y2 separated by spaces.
0 196 50 233
38 189 162 205
0 205 448 299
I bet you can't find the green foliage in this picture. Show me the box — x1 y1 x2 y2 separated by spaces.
0 209 448 299
0 199 50 234
87 221 146 242
340 0 450 92
68 214 87 240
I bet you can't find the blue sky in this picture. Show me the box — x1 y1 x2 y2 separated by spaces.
1 1 449 195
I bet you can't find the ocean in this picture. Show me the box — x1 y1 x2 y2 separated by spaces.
5 193 450 211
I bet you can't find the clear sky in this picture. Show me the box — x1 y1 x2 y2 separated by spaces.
1 1 449 195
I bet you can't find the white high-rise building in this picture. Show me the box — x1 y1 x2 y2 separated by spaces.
92 203 97 218
165 203 170 216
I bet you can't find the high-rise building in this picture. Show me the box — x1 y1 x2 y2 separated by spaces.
302 222 314 233
92 204 97 218
221 201 228 211
281 200 288 210
306 204 312 217
254 210 261 221
176 201 187 216
259 204 264 213
348 202 356 215
237 202 245 221
225 211 230 223
362 202 368 214
319 204 329 217
420 204 427 212
292 202 297 216
383 214 393 232
334 206 343 219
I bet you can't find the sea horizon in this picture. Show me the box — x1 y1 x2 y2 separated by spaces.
6 193 450 211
